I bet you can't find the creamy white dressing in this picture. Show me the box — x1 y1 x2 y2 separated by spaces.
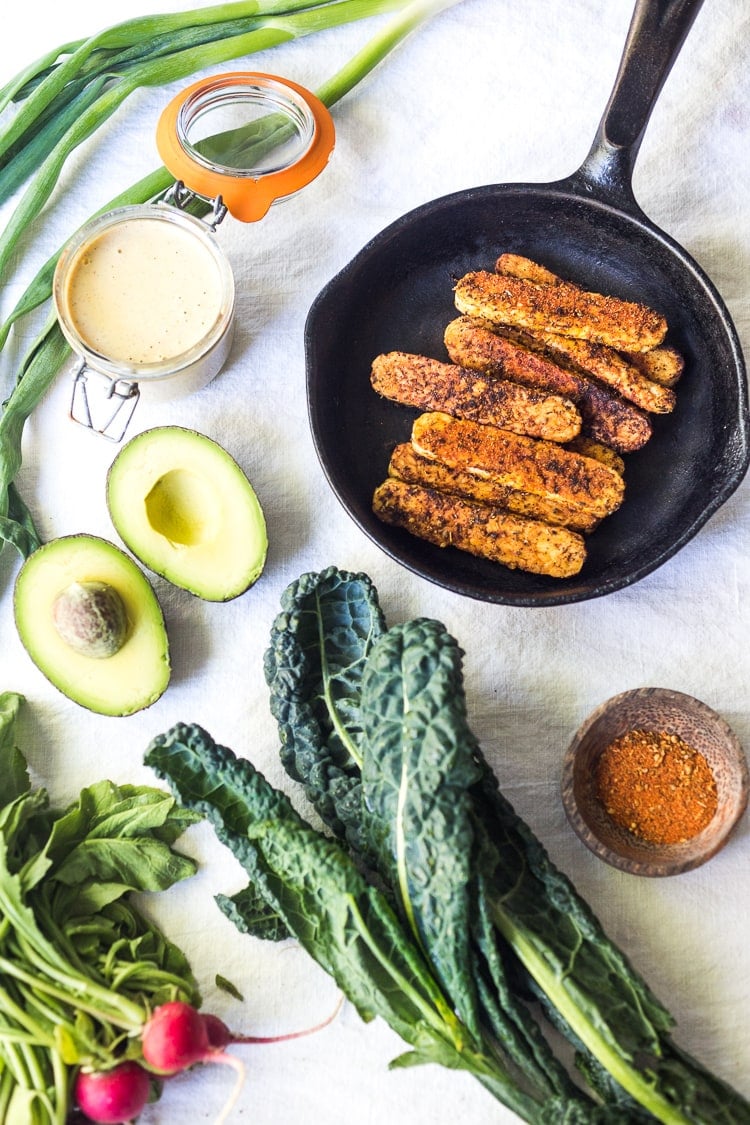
64 217 224 365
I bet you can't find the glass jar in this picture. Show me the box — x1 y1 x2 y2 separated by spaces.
52 72 335 440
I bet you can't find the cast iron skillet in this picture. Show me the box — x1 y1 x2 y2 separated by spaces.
305 0 749 606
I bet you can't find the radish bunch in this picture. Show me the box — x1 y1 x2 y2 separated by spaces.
74 1003 245 1124
75 997 343 1123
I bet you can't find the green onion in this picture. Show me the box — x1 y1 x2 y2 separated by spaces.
0 0 461 565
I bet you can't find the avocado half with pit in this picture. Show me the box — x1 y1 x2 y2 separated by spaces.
14 534 170 716
106 426 267 601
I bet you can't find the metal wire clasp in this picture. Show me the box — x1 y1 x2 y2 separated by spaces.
69 360 140 442
163 180 228 232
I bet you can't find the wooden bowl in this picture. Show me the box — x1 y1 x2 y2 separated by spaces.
561 687 749 876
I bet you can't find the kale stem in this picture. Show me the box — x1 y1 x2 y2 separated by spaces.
318 600 365 769
347 893 479 1058
343 899 544 1122
490 905 692 1125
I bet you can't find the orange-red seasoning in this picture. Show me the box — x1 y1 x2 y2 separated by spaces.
593 729 718 845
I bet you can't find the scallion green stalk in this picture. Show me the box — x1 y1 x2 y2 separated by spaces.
0 0 462 565
0 40 87 115
0 1 334 157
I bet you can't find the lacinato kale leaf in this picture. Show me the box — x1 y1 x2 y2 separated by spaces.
145 722 466 1039
469 760 750 1123
265 576 594 1106
216 883 290 942
264 566 386 854
145 721 595 1125
360 618 483 1038
357 615 749 1122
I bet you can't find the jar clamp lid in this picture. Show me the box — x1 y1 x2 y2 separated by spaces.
54 72 335 440
156 72 335 222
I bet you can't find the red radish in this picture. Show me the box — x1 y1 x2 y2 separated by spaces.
137 996 344 1124
142 1001 245 1125
154 994 345 1063
141 1001 212 1075
74 1061 151 1124
201 992 345 1052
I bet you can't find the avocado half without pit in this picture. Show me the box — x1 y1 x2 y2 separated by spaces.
14 535 170 716
106 426 267 601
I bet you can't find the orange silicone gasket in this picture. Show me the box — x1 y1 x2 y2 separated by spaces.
156 72 335 223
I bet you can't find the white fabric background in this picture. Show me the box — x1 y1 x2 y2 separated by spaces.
0 1 748 1122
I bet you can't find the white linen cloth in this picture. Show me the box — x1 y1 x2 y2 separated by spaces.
0 1 748 1121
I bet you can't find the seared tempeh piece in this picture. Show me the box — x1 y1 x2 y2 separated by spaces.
371 351 581 441
454 270 668 352
563 436 625 476
510 328 676 413
388 442 601 532
625 344 684 387
495 253 568 286
444 316 582 398
444 316 652 453
411 412 624 519
578 379 652 453
373 477 587 578
494 254 682 399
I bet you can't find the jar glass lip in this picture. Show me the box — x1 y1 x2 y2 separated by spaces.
52 204 235 384
176 77 316 178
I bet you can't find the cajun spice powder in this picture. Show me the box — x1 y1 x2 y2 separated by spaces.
593 729 718 845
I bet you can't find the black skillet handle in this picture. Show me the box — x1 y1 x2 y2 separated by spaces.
573 0 705 210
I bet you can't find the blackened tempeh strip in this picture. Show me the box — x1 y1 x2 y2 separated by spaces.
388 442 601 532
444 316 652 454
625 344 684 387
562 436 625 476
411 412 625 519
454 269 668 352
494 253 683 392
371 351 581 442
507 328 676 414
444 317 582 398
373 477 587 578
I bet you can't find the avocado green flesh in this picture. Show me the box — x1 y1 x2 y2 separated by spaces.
107 426 268 601
14 535 170 716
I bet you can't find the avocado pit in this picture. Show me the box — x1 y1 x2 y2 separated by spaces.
52 580 129 658
14 534 170 716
